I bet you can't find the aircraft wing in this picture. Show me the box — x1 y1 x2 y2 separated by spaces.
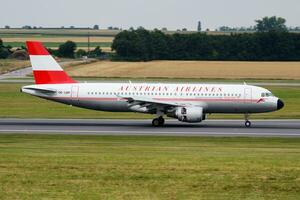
119 95 193 113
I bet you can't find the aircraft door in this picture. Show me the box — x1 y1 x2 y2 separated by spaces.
71 85 79 103
244 88 252 103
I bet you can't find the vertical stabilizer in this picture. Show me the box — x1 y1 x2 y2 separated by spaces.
26 41 76 84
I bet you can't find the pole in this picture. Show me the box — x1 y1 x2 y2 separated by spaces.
87 31 90 57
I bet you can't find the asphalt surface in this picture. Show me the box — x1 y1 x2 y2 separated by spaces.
0 119 299 137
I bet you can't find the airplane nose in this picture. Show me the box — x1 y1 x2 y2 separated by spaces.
277 99 284 110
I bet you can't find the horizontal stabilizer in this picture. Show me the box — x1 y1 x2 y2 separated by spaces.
22 86 57 95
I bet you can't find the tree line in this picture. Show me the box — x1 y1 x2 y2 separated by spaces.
112 29 300 61
112 16 300 61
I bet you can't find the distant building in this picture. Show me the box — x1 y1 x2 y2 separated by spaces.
197 21 202 31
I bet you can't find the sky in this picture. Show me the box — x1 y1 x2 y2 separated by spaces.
1 0 300 30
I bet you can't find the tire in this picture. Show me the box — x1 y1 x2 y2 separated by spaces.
152 118 160 127
245 121 251 128
158 117 165 126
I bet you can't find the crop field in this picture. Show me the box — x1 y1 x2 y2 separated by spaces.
3 41 112 48
0 28 120 37
0 134 299 199
0 83 299 119
1 36 114 43
0 29 114 51
66 61 300 80
0 28 235 37
2 36 113 49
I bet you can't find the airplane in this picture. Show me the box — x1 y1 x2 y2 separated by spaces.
21 41 284 127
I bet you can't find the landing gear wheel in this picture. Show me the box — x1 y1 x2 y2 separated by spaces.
158 117 165 126
152 118 160 127
152 117 165 127
245 120 251 128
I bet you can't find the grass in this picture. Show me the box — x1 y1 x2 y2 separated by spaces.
0 83 299 119
66 61 300 80
0 59 30 74
0 134 299 199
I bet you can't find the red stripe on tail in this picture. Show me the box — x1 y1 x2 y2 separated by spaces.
26 41 77 84
33 71 76 84
26 41 50 55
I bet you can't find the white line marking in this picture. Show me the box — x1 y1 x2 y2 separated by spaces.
0 129 299 136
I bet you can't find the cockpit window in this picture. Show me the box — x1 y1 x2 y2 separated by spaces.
261 92 274 97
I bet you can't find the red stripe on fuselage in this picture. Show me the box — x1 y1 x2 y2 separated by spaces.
33 70 76 84
26 41 50 55
49 96 260 103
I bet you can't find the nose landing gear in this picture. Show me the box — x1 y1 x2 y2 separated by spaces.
244 113 251 128
245 120 251 128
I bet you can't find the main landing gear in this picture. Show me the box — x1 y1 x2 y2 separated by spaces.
152 116 165 127
244 114 251 128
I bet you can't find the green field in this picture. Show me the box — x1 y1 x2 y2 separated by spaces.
0 134 299 199
0 83 299 119
0 28 120 37
3 42 112 48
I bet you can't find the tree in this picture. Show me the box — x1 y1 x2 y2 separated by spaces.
93 25 99 30
76 49 87 58
0 39 11 59
22 25 32 29
255 16 287 32
58 41 77 58
0 48 10 59
4 25 10 29
89 46 103 58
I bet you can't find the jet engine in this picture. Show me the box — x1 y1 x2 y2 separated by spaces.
168 106 204 123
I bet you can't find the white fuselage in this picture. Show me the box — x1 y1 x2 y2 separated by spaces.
22 82 280 115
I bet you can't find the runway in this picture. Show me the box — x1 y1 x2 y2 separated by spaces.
0 119 299 137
